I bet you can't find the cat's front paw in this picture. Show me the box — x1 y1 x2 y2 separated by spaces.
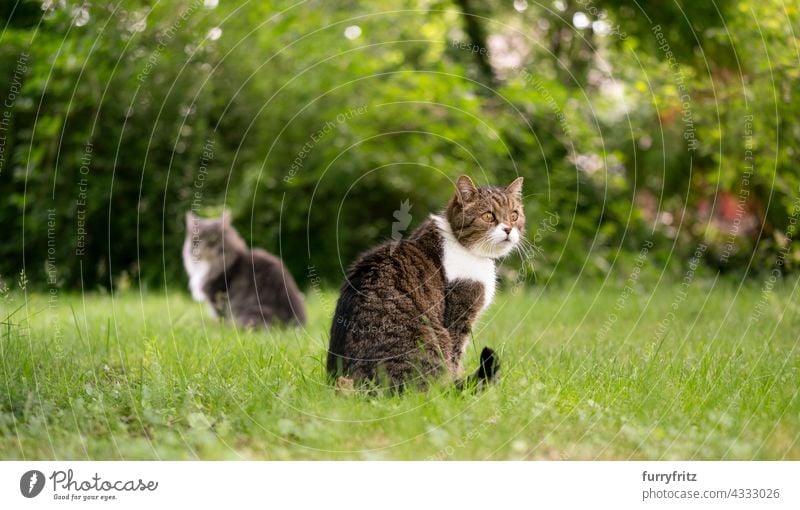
189 285 206 302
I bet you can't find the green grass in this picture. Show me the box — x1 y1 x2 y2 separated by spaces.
1 278 799 460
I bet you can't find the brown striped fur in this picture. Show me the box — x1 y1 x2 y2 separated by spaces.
327 176 525 390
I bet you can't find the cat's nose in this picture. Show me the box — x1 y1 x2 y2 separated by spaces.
503 226 512 235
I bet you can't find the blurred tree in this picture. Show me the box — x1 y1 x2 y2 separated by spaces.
0 0 798 292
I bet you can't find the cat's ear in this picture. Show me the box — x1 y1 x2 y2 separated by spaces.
221 209 232 226
455 175 478 203
186 210 196 224
505 176 523 199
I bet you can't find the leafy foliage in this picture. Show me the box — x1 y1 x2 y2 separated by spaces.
1 0 798 290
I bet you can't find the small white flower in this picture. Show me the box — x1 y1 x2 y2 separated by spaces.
344 25 361 40
573 12 591 29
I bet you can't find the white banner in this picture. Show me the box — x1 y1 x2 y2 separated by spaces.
1 461 797 509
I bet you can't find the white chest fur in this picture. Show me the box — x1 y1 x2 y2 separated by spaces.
187 259 211 302
432 215 497 310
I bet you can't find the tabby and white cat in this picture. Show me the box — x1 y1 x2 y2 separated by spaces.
183 212 306 328
328 175 525 389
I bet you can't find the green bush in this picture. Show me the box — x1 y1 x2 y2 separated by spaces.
1 0 798 291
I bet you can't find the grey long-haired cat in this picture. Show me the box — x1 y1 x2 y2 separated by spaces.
183 211 306 327
328 175 525 390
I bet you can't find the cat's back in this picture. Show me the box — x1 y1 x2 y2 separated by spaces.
248 247 302 289
242 247 306 324
249 247 287 273
328 219 447 379
343 222 444 295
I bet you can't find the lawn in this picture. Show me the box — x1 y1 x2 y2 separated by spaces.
1 277 798 460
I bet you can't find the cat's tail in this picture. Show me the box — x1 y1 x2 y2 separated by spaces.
456 346 500 391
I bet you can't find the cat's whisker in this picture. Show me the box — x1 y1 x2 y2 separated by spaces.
519 237 543 258
513 239 536 261
524 245 542 260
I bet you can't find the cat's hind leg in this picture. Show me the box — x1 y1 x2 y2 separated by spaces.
236 305 275 329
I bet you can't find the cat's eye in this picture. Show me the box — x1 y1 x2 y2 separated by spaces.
482 212 495 223
511 211 519 222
